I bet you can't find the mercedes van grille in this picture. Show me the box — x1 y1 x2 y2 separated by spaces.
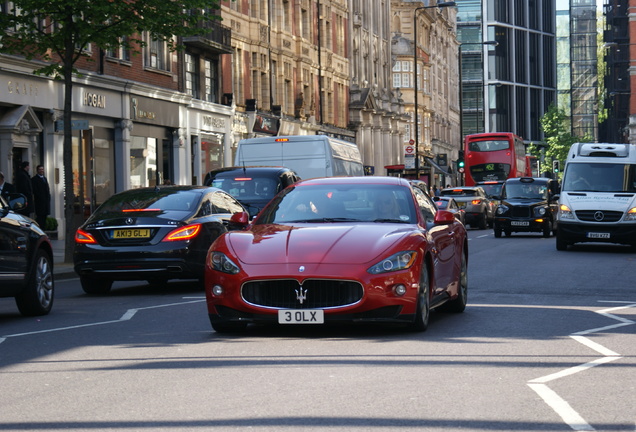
576 210 623 222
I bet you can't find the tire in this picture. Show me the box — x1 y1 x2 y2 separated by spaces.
15 249 54 316
442 252 467 313
494 224 502 238
408 263 430 332
478 212 488 230
504 229 512 237
211 321 248 333
542 222 551 238
80 276 113 295
556 232 569 251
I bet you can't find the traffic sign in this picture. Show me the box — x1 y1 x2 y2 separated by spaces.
404 145 415 155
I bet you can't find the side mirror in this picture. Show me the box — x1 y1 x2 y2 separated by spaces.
434 210 456 225
550 194 560 203
229 211 250 226
7 193 27 211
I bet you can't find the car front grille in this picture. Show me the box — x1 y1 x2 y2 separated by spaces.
242 279 364 309
511 206 530 218
575 210 623 222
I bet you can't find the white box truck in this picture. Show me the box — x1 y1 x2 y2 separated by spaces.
234 135 365 179
556 142 636 250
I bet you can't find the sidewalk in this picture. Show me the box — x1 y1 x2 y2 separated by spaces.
51 238 77 279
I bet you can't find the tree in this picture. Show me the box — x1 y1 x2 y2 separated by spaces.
528 103 591 176
0 0 220 262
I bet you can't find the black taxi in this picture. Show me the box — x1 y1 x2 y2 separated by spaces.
493 177 560 238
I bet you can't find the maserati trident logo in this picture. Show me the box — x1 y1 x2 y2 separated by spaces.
594 211 605 222
295 286 307 305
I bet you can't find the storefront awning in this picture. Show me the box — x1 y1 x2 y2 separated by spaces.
425 157 451 175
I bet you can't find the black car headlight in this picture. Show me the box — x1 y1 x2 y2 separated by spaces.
496 205 508 215
209 251 240 274
535 207 547 216
368 251 417 274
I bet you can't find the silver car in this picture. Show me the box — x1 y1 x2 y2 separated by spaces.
439 186 495 229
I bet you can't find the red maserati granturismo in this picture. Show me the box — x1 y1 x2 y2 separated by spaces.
204 176 468 333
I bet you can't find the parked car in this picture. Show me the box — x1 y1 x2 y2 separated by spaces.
433 196 466 225
204 166 300 218
0 193 54 316
439 186 495 229
74 185 248 294
493 177 559 238
204 176 468 333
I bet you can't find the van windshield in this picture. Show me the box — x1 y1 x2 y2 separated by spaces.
562 163 636 192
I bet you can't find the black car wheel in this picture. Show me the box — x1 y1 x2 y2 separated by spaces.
494 224 502 238
80 276 113 295
409 263 430 332
442 252 467 313
15 249 54 316
542 222 551 238
556 232 569 251
478 212 488 229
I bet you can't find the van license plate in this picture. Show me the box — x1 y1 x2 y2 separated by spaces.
511 221 529 226
278 309 324 324
587 232 610 239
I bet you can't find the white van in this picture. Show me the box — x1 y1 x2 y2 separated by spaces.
234 135 365 179
556 142 636 250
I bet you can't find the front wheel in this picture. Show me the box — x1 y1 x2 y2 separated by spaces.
408 263 430 332
542 222 551 238
556 232 569 251
15 249 54 316
494 225 502 238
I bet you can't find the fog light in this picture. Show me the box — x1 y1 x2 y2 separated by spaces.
394 284 407 296
212 285 224 296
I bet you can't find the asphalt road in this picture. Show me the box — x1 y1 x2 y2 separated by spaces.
0 229 634 432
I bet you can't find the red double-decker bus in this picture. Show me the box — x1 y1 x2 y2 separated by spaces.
463 132 527 186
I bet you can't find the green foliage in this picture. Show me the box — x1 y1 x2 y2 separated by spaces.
0 0 221 77
538 103 592 167
45 217 58 231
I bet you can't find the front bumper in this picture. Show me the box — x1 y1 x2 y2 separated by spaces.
557 221 636 246
494 218 548 233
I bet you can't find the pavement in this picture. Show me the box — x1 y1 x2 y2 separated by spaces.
51 238 77 279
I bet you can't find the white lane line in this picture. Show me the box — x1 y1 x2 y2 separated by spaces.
0 299 204 344
528 383 595 431
528 301 636 431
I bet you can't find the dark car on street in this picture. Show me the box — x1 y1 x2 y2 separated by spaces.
204 166 300 218
493 177 559 238
433 196 466 225
74 185 247 294
0 193 54 316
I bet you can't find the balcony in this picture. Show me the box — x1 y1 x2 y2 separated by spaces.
183 20 232 54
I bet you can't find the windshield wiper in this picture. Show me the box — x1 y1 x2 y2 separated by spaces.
373 218 409 223
284 217 360 223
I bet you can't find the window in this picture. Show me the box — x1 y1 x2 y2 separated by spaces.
145 34 170 71
185 53 200 99
105 36 131 61
204 59 218 103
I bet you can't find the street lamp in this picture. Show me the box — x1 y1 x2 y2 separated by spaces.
413 1 455 180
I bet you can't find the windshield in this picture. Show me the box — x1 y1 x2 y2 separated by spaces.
478 183 503 198
562 163 636 192
255 184 417 224
440 189 477 197
503 182 548 200
211 177 279 201
92 190 200 218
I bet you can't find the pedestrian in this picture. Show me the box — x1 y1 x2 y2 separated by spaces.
31 164 51 229
0 171 16 201
15 161 34 216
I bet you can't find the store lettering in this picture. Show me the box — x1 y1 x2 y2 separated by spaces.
131 97 156 120
7 80 38 96
83 92 106 109
203 115 225 129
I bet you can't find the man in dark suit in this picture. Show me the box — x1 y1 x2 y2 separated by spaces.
31 164 51 229
15 161 34 217
0 171 16 201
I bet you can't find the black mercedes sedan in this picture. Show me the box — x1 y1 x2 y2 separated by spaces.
0 193 54 316
74 186 248 294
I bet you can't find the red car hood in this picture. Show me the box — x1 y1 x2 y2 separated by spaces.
225 224 414 265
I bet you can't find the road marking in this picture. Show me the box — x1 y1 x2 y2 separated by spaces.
528 301 636 431
0 299 205 344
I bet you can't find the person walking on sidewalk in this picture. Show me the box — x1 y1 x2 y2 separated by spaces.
32 164 51 229
15 161 34 217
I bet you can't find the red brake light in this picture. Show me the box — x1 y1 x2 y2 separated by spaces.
75 229 97 244
472 199 481 205
275 138 289 142
234 177 252 181
163 224 201 242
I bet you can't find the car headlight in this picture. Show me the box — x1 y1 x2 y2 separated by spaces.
536 207 546 216
625 207 636 221
368 251 417 274
496 205 508 215
209 251 240 274
558 204 574 220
